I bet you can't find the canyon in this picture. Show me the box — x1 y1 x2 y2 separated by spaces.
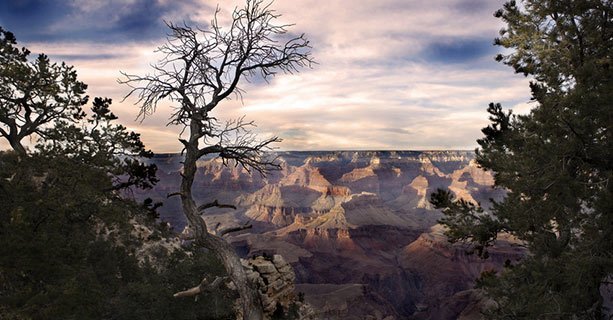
135 151 525 319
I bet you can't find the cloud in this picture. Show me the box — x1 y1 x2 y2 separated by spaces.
422 38 496 64
50 53 126 61
0 0 532 152
0 0 206 43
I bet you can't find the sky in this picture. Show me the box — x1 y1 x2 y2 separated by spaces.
0 0 532 152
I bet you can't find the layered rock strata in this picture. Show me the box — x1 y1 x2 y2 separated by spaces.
135 151 516 319
241 254 316 319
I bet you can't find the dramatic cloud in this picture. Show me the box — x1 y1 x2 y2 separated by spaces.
0 0 531 152
0 0 206 42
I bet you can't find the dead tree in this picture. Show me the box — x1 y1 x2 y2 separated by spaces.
120 1 312 319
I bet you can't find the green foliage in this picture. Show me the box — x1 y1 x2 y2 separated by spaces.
112 248 237 320
430 189 504 259
432 1 612 318
0 27 234 319
0 152 126 318
0 26 157 191
0 152 235 319
0 27 88 155
36 96 158 192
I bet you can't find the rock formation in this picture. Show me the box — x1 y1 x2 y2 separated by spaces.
242 254 316 319
400 225 525 318
134 151 519 319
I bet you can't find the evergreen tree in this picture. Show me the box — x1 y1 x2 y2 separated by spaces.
431 1 612 318
0 28 235 319
0 27 87 156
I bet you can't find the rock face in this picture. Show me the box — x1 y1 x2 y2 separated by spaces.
136 151 518 319
242 254 316 319
243 255 296 314
400 225 524 319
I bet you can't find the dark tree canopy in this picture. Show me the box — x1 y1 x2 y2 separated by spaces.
0 27 234 319
37 96 158 191
0 151 235 319
0 27 157 191
431 0 612 318
0 27 88 156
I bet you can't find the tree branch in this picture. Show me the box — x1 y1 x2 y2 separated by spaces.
217 222 253 237
173 276 227 298
198 199 237 213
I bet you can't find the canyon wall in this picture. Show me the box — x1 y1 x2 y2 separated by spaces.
135 151 523 319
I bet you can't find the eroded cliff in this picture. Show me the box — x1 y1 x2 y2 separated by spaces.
135 151 520 319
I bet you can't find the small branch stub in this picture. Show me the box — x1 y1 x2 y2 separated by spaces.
173 276 227 298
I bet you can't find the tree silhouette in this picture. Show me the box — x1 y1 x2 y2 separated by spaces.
0 27 87 156
120 1 313 318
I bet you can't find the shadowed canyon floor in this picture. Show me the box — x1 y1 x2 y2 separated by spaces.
135 151 525 319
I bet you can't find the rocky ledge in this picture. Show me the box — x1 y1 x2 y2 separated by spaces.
241 254 316 319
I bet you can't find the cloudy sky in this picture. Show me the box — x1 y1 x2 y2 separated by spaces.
0 0 532 152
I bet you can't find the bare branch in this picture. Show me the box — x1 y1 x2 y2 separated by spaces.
198 199 237 213
120 0 312 123
118 1 313 317
217 222 253 237
173 276 227 298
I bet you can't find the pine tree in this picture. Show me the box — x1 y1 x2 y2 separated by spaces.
0 27 235 319
431 1 612 318
0 27 87 156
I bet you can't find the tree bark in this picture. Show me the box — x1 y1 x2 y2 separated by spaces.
8 136 26 157
180 122 264 320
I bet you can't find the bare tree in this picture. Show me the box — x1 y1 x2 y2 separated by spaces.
120 1 312 318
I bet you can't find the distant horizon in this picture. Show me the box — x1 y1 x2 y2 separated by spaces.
151 149 477 156
0 141 479 155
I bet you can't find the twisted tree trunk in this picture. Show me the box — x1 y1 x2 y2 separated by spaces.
180 122 263 320
119 3 312 317
7 135 26 157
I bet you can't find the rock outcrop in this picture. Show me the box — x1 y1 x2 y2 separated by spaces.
242 254 316 319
